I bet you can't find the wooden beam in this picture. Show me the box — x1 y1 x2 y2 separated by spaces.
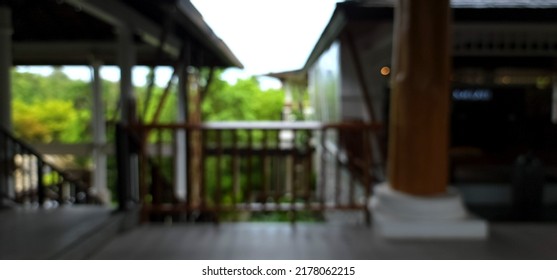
13 42 173 66
65 0 181 57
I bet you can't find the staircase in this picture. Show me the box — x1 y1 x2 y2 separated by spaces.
0 127 139 259
0 127 99 207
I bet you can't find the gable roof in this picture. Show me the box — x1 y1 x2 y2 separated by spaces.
9 0 242 68
303 0 557 71
355 0 557 8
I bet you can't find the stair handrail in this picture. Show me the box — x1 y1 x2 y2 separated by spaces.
0 126 99 205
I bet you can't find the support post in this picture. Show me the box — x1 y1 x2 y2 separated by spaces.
0 6 12 208
370 0 487 239
0 6 12 131
118 26 136 124
115 26 138 211
387 0 451 195
91 61 110 204
175 63 188 201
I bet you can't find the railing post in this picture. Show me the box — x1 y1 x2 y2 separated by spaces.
37 159 45 206
362 126 372 225
199 129 206 210
246 129 253 212
261 129 268 211
215 129 222 219
319 127 326 209
303 129 312 210
231 130 238 210
290 129 298 223
57 173 64 205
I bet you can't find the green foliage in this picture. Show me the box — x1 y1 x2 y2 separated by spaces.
11 67 288 208
137 85 178 124
202 74 284 121
11 69 97 143
12 99 89 143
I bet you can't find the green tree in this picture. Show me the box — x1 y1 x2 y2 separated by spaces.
202 75 284 121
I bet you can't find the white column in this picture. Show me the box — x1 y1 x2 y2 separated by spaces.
0 6 12 130
91 61 110 204
117 26 136 124
174 65 188 201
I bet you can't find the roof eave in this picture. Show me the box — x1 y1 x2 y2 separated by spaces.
175 0 243 69
302 6 347 72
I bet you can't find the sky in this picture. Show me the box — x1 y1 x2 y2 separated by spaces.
17 0 340 89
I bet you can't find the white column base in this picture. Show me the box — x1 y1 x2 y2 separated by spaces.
370 183 488 239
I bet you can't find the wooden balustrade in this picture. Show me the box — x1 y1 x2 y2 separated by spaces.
132 121 381 222
0 127 98 207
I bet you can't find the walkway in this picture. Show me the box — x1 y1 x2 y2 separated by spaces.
91 222 557 259
0 206 124 259
3 207 557 259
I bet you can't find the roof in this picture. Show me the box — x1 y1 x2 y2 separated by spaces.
265 69 307 84
303 0 557 71
355 0 557 8
7 0 242 68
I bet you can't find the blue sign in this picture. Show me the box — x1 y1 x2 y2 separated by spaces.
452 89 493 101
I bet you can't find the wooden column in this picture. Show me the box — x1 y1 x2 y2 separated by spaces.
387 0 451 195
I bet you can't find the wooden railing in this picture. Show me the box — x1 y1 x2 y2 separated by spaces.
131 121 381 222
0 127 99 207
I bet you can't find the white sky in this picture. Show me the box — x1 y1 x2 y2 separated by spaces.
17 0 340 90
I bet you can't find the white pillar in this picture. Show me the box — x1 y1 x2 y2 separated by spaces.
91 61 110 204
174 65 188 201
117 26 136 124
0 6 12 130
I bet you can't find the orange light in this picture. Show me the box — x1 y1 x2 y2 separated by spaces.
380 66 391 76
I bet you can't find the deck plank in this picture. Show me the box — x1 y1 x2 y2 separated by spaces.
91 223 557 259
0 206 113 259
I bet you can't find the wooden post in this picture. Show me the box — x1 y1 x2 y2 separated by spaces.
387 0 451 196
188 69 203 209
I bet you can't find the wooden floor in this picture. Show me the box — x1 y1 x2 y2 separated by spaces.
2 207 557 260
0 206 116 259
91 222 557 260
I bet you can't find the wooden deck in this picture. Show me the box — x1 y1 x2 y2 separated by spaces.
2 207 557 260
91 222 557 260
0 206 129 259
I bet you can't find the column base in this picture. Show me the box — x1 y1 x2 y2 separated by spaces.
370 183 488 239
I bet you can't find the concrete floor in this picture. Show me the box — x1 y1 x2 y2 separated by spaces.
92 222 557 260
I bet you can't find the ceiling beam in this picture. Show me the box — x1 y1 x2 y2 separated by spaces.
12 42 174 66
64 0 182 58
